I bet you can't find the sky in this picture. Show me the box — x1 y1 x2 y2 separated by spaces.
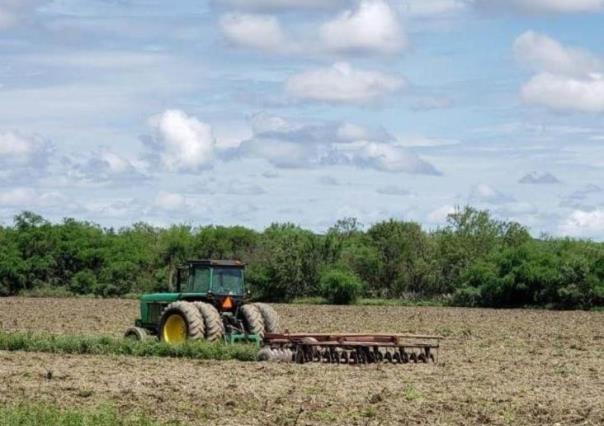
0 0 603 238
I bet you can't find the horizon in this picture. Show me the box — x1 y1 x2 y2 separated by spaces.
0 1 603 239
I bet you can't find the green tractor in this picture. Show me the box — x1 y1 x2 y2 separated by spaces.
124 260 279 345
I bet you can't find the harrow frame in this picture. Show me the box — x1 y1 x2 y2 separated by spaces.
261 332 442 364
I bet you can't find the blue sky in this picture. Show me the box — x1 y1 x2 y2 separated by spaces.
0 0 603 238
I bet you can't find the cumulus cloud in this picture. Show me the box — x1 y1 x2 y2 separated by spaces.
145 110 215 173
514 31 604 113
560 209 604 238
469 184 514 204
521 73 604 113
320 0 406 54
220 13 288 52
428 205 455 223
232 114 440 175
286 62 405 103
0 187 68 209
474 0 604 14
518 171 561 184
514 31 602 77
0 130 53 182
344 142 440 174
62 147 148 185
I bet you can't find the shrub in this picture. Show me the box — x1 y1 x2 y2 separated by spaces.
452 286 481 307
320 269 363 305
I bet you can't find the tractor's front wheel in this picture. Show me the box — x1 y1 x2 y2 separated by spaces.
159 301 205 344
124 326 150 341
241 304 265 338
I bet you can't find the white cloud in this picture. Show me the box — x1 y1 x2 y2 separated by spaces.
286 62 405 103
475 0 604 14
519 171 561 184
234 114 440 175
0 187 65 208
428 205 455 223
63 147 148 185
344 142 440 174
560 209 604 238
153 191 188 211
320 0 406 54
469 184 514 204
219 13 288 52
0 130 53 182
514 32 604 113
521 73 604 113
146 110 215 173
514 31 602 77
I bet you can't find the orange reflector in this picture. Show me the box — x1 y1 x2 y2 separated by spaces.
222 296 233 310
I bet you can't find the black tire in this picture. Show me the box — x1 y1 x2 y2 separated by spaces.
253 303 280 333
193 302 225 342
124 326 149 341
240 304 265 337
159 301 205 343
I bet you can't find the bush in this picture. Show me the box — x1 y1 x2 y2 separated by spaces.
319 269 363 305
452 286 481 307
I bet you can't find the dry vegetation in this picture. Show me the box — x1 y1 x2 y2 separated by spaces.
0 297 603 425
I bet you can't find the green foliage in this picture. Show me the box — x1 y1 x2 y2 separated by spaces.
0 208 602 310
0 330 258 361
0 404 158 426
320 269 363 305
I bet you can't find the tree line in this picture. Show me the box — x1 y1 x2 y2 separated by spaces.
0 209 602 309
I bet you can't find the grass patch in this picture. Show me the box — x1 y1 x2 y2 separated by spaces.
0 331 258 362
0 403 161 426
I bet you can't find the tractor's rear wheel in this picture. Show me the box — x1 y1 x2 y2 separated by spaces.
124 326 149 341
253 303 280 333
241 304 265 337
159 301 205 344
193 302 225 342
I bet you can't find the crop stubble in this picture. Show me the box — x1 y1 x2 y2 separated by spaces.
0 297 602 425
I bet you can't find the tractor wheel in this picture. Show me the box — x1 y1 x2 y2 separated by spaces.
159 301 205 344
253 303 280 333
241 304 265 338
193 302 225 342
124 326 150 342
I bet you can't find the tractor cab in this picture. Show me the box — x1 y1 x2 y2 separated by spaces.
177 259 246 298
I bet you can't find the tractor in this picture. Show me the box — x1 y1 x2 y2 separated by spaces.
124 259 279 345
125 259 443 365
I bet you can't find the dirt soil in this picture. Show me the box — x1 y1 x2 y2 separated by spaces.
0 297 603 425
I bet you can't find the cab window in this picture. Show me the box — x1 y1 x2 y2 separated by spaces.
191 267 211 293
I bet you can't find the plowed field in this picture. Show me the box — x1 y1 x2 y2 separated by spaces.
0 297 602 425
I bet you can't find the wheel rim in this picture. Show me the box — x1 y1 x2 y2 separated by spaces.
163 314 187 344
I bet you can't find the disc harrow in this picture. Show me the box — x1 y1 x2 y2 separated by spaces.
259 332 441 365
